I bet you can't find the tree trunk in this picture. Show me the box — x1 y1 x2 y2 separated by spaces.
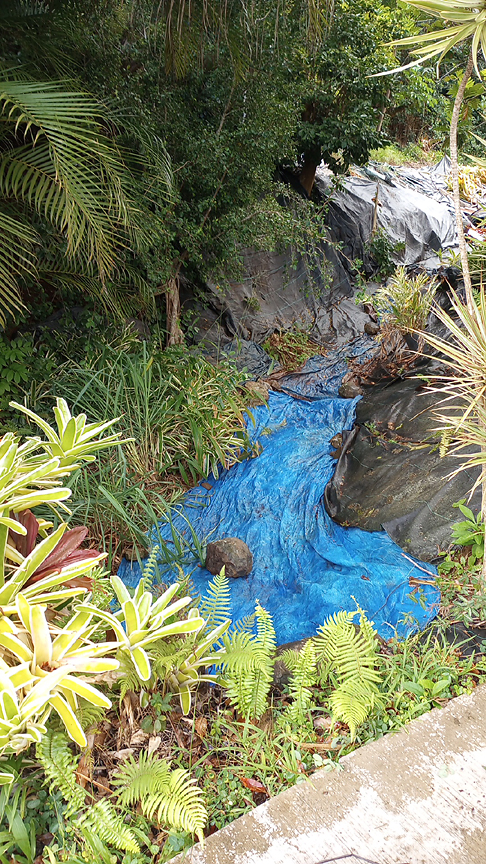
450 49 474 314
165 276 184 346
376 90 391 134
299 151 320 197
482 458 486 581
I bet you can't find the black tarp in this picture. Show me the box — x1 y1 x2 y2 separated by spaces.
325 373 481 562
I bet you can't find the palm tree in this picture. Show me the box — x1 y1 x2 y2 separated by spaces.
0 73 170 326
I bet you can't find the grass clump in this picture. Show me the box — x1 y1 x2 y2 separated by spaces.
369 142 444 166
263 329 326 372
42 340 254 564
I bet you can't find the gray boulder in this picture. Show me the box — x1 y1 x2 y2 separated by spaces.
205 538 253 579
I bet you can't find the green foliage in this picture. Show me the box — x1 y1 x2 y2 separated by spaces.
79 798 140 855
452 500 484 562
0 70 165 324
112 751 207 843
36 730 85 817
57 342 253 483
365 230 405 280
263 330 324 372
314 608 382 738
199 568 232 631
220 601 276 719
282 640 317 727
369 143 445 166
44 341 255 560
373 266 437 333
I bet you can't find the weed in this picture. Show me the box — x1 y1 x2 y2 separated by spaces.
364 229 405 280
43 341 254 562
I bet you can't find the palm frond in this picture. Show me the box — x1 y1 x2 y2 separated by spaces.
0 206 36 324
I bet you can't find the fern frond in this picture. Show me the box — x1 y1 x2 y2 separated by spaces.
231 612 255 634
79 797 139 854
279 649 300 672
199 568 231 631
76 701 105 732
255 601 277 656
141 545 160 588
329 679 382 738
112 750 171 806
112 752 206 842
219 601 275 719
143 767 207 841
285 641 317 727
313 606 382 738
36 729 85 816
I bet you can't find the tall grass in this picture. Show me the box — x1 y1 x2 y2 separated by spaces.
47 342 253 565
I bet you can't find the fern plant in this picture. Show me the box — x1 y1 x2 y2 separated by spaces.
313 607 383 738
36 730 85 818
78 797 140 855
219 601 276 720
199 568 231 631
37 729 140 854
280 641 317 727
37 730 207 853
111 751 207 843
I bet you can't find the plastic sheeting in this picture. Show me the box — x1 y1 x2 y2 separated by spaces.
316 163 458 272
325 375 481 562
118 351 439 645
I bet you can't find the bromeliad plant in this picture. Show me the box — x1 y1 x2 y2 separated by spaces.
0 399 128 760
79 572 207 683
0 598 119 756
0 398 124 607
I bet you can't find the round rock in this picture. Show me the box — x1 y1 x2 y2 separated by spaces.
205 538 253 579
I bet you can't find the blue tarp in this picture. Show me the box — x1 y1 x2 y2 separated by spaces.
119 348 440 644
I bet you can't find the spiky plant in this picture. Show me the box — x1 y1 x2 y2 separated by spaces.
420 288 486 578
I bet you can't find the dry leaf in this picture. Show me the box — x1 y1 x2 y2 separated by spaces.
75 752 92 789
130 730 149 746
113 748 134 760
314 716 333 731
241 777 268 795
148 736 162 756
195 717 208 738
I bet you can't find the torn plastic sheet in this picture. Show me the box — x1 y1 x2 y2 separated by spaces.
118 350 439 644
